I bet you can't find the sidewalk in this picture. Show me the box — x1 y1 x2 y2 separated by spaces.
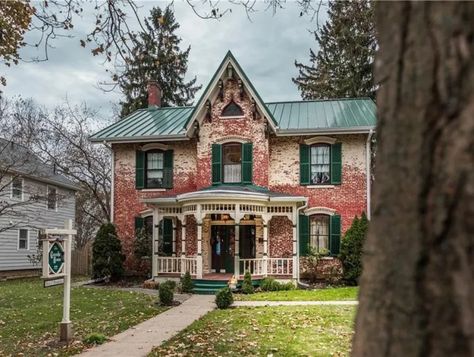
233 300 358 307
78 294 215 357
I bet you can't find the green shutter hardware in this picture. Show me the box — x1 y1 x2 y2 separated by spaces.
241 143 253 184
211 144 222 185
300 144 310 185
135 151 145 189
162 218 173 256
163 150 174 189
330 214 341 256
331 142 342 185
299 214 310 256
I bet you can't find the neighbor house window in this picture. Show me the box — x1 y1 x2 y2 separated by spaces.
222 143 242 183
47 186 57 210
11 177 23 200
310 144 331 185
146 150 164 188
310 214 329 253
18 229 29 250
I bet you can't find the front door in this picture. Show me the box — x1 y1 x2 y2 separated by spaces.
211 225 234 273
240 225 256 259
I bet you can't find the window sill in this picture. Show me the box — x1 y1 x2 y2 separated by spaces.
320 256 335 260
307 185 335 189
141 188 167 192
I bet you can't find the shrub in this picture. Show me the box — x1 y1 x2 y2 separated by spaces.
280 282 296 291
161 279 177 291
133 227 152 260
83 333 107 345
339 213 369 285
92 223 125 282
241 271 254 294
159 282 174 306
180 271 194 293
215 287 234 309
260 277 295 291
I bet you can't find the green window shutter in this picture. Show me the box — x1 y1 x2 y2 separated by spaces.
211 144 222 185
330 214 341 256
134 216 144 234
163 150 174 189
300 144 310 185
299 214 310 256
162 218 173 256
135 151 145 189
241 143 253 184
331 142 342 185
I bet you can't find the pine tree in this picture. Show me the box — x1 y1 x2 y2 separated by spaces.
339 212 369 285
293 0 376 100
118 5 201 117
92 223 125 281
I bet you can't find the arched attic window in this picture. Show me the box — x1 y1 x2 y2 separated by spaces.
221 100 244 117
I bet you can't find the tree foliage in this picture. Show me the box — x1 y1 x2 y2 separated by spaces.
92 223 125 281
339 213 368 285
117 5 201 117
293 0 376 99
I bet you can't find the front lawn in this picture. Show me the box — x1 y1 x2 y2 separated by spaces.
151 305 355 356
0 278 166 356
234 286 359 301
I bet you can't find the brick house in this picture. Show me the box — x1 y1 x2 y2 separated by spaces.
91 51 376 284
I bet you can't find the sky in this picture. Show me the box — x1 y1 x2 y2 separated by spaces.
2 1 327 121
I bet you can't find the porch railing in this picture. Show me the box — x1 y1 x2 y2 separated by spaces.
156 256 197 275
267 258 293 276
240 258 265 276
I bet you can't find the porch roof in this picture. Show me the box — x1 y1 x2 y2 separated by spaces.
141 185 307 205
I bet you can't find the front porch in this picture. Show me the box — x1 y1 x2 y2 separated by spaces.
142 185 307 281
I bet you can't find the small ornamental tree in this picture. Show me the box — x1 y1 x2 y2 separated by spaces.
241 271 254 294
339 213 369 285
180 271 194 293
133 227 152 260
92 223 125 282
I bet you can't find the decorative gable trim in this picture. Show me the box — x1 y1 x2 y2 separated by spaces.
141 143 169 151
304 136 337 145
184 51 278 137
215 136 251 144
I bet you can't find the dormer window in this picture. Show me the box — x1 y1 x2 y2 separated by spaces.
221 101 244 117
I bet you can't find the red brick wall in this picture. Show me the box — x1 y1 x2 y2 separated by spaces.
269 216 293 257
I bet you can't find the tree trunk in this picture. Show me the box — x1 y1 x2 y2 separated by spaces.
353 2 474 356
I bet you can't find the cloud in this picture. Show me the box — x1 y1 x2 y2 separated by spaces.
2 1 327 119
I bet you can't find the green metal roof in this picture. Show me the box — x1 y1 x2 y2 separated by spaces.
90 106 193 142
266 98 376 132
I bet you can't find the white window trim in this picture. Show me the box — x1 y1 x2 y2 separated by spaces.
216 136 251 144
218 115 246 120
17 228 29 250
304 207 336 216
10 176 24 201
307 185 335 189
141 188 166 192
46 185 58 212
141 143 169 151
304 136 337 145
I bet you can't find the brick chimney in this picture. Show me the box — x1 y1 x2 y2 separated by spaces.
147 80 161 107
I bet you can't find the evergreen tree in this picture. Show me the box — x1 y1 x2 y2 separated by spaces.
339 213 369 285
92 223 125 281
118 5 201 117
293 0 376 99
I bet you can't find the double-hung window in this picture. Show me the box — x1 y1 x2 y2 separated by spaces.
146 151 164 188
310 144 331 185
47 186 57 210
18 229 29 250
11 177 23 200
300 141 342 185
310 214 330 253
222 143 242 183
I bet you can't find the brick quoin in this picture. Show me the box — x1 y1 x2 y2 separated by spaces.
112 80 369 270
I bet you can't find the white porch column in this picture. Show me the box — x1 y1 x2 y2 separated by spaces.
234 223 240 277
263 221 269 276
181 220 186 258
172 218 177 256
152 210 159 278
292 208 298 279
196 223 203 279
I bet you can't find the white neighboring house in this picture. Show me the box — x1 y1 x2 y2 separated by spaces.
0 138 78 276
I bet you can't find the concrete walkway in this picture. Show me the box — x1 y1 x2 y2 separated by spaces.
233 300 358 307
78 294 215 357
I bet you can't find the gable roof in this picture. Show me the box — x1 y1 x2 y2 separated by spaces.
0 138 80 191
90 51 376 143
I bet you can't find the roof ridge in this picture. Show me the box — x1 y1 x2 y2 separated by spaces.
265 97 374 105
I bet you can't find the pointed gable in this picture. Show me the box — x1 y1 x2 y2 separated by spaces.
185 51 279 136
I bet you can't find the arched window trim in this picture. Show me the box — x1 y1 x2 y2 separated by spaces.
304 136 337 145
304 207 336 216
220 100 244 118
142 143 169 151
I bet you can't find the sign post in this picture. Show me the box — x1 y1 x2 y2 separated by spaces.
42 219 76 342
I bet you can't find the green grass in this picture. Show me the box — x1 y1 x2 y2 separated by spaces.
234 286 359 301
0 278 166 356
150 305 355 356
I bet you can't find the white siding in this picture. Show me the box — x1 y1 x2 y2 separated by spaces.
0 176 76 271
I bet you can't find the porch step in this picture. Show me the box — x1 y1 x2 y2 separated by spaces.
191 278 263 295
